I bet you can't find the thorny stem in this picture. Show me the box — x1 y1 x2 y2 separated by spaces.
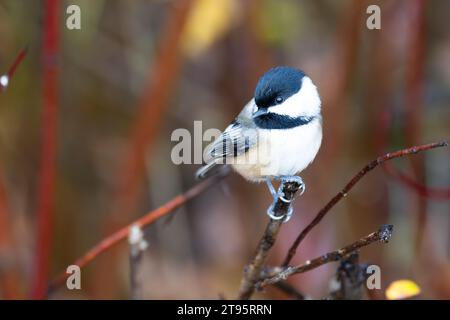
259 225 393 288
282 141 448 267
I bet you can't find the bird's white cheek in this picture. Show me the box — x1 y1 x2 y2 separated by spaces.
272 97 303 117
272 76 321 117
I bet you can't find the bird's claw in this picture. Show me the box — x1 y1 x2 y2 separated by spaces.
267 201 293 222
279 175 306 195
265 176 305 222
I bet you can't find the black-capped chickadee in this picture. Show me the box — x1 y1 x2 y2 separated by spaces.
196 66 322 221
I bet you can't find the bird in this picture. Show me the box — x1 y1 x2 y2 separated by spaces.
196 66 322 221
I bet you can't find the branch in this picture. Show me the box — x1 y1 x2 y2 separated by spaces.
282 141 448 266
128 225 148 300
237 180 302 300
273 281 306 300
259 225 393 288
89 0 194 296
0 46 28 93
328 252 368 300
31 0 60 299
47 172 227 294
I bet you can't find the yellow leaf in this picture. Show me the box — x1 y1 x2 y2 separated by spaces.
255 0 303 45
386 279 421 300
182 0 236 57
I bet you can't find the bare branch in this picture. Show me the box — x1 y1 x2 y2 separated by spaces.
328 252 368 300
259 225 393 288
282 141 448 266
237 181 302 300
273 281 306 300
48 171 227 294
128 225 148 300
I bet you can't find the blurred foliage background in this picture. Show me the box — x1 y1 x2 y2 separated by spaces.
0 0 449 299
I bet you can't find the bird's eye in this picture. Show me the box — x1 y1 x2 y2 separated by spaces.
275 96 284 104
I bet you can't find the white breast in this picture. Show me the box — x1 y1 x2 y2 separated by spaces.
232 118 322 181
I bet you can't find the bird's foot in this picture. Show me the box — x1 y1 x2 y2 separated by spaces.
275 175 306 201
265 179 277 198
265 176 305 222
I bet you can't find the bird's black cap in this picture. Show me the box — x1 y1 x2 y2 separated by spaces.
254 66 305 108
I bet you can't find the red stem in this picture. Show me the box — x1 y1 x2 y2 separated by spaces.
94 0 193 296
0 47 28 93
376 98 450 200
113 0 193 221
31 0 60 299
47 173 225 294
375 1 450 200
0 169 22 299
7 47 28 79
282 141 448 267
383 163 450 199
0 174 12 248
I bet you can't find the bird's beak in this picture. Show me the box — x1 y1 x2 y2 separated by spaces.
252 108 269 119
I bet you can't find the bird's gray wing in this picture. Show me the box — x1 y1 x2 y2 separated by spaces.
196 100 257 179
205 120 257 161
205 99 258 161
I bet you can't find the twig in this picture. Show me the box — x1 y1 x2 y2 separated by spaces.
260 225 393 288
273 281 306 300
47 172 226 294
0 46 28 93
282 141 448 266
31 0 60 299
237 181 302 300
128 225 148 300
328 252 368 300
